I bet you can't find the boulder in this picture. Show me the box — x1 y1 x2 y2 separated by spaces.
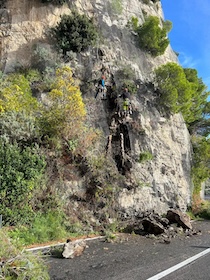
142 218 165 235
62 239 87 259
166 209 192 230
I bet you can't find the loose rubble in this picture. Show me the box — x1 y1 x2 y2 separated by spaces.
122 209 200 244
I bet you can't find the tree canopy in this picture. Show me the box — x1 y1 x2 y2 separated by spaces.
155 62 210 137
136 16 169 57
50 11 98 54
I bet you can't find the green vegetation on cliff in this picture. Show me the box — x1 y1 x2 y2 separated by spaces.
50 11 98 54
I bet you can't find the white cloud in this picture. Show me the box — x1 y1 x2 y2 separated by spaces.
178 52 199 69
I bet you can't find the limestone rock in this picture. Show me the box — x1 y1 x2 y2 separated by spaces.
166 209 192 230
62 239 87 259
142 218 165 235
0 0 192 217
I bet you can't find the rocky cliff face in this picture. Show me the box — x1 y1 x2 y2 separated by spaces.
0 0 192 217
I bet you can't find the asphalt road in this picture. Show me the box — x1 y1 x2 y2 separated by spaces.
48 220 210 280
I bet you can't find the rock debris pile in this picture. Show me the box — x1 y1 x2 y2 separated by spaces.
123 209 200 243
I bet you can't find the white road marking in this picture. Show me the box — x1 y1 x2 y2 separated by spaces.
147 248 210 280
26 236 104 251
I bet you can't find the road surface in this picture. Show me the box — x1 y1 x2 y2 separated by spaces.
48 220 210 280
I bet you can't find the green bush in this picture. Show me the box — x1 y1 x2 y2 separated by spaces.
32 45 61 74
136 16 169 56
0 140 46 225
0 229 50 279
191 136 210 194
116 66 137 94
8 210 68 245
139 151 153 162
31 45 63 91
162 20 172 33
50 11 98 54
127 16 139 31
110 0 123 15
0 72 38 114
0 111 40 146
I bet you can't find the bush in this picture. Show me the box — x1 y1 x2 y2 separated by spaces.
191 136 210 194
8 210 68 245
38 66 86 138
32 44 61 74
50 11 98 54
0 73 38 114
110 0 123 15
0 140 46 225
127 16 139 31
162 20 172 33
0 229 50 279
116 66 137 94
0 111 40 146
136 16 169 56
139 151 153 162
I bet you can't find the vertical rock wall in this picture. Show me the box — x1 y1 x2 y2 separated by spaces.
0 0 192 215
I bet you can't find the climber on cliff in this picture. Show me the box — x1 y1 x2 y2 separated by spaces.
119 87 132 116
95 75 107 100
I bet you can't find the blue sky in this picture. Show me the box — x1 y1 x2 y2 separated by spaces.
161 0 210 98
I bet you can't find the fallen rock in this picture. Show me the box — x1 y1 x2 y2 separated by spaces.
142 218 165 235
166 209 192 230
62 239 87 259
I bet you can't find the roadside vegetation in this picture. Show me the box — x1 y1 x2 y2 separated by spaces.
0 65 99 245
0 229 50 279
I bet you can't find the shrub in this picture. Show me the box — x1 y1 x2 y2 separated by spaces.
162 20 172 33
191 136 210 195
195 200 210 219
38 66 86 139
136 16 169 56
183 68 209 127
0 140 46 225
50 11 98 54
116 66 137 94
30 45 63 92
127 16 139 31
0 73 38 114
139 151 153 162
0 229 50 279
0 111 40 146
110 0 123 15
32 44 61 74
8 210 68 245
